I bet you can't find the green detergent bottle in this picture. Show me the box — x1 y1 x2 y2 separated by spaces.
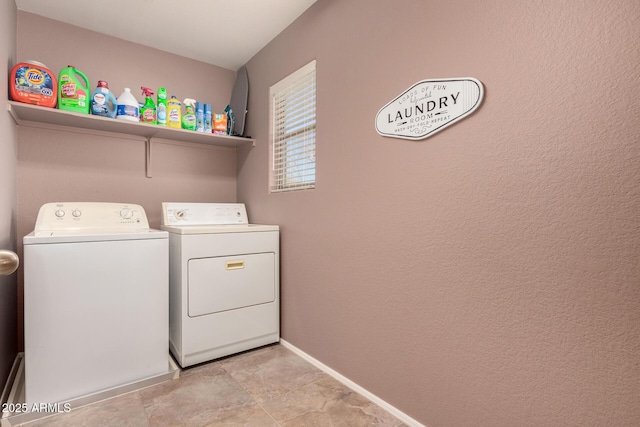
182 98 196 131
140 87 157 124
58 65 90 114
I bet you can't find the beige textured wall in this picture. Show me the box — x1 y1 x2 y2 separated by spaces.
238 0 640 425
15 12 239 349
0 0 18 386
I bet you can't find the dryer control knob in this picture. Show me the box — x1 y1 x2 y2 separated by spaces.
120 208 133 219
72 209 82 218
55 209 65 218
175 210 186 220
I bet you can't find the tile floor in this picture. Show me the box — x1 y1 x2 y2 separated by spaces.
19 344 406 426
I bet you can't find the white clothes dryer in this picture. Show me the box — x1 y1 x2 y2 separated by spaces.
23 202 169 405
161 202 279 368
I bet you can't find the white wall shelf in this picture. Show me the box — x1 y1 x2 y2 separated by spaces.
7 101 254 177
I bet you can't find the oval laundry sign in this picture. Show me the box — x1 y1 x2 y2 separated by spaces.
375 78 484 140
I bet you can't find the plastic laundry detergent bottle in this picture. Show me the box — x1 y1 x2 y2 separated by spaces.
182 98 197 131
91 80 117 118
58 65 90 114
10 60 57 108
140 87 157 124
166 96 182 129
116 88 140 122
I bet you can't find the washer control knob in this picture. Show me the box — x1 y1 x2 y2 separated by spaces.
72 209 82 218
55 209 65 218
120 208 133 219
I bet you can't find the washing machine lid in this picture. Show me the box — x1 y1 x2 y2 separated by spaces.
24 202 168 244
24 229 168 245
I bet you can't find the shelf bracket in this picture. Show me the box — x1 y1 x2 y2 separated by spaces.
145 137 153 178
7 102 22 125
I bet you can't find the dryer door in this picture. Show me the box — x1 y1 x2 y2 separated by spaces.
188 252 276 317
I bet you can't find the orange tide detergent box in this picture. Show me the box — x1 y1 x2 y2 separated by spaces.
10 61 57 108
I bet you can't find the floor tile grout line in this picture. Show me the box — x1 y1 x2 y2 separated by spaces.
218 344 383 426
254 398 285 427
218 363 284 427
215 349 338 426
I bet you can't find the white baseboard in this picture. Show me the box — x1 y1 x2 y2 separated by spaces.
279 339 425 427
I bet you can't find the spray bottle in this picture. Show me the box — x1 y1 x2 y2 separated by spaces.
182 98 197 131
195 101 205 132
140 87 157 124
204 104 212 133
157 87 167 126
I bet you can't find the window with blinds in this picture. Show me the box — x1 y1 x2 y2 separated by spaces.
269 60 316 192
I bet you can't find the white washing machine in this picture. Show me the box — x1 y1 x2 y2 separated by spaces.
23 202 169 404
160 202 279 368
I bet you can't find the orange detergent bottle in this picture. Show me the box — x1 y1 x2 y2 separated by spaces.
10 61 57 108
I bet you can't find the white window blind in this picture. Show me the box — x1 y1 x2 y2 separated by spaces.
270 60 316 192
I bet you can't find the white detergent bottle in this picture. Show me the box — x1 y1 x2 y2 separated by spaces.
116 87 140 122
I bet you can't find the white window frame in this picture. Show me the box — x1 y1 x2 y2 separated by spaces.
269 60 316 193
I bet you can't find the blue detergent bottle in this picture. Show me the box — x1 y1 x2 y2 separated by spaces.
91 80 117 118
